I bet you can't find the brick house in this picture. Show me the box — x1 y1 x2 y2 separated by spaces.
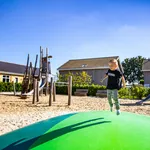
57 56 123 85
142 59 150 87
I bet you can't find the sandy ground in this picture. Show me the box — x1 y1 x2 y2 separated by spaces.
0 94 150 136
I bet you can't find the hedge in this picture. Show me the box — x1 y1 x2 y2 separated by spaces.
0 82 22 92
56 84 150 99
56 84 106 96
119 86 150 99
0 82 150 100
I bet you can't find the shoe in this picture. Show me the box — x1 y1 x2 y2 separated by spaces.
116 110 120 115
110 107 113 112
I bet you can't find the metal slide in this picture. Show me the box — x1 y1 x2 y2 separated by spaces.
136 94 150 105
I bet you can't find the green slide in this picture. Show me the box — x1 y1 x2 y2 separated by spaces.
0 111 150 150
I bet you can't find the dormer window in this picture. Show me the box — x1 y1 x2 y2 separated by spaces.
82 64 88 67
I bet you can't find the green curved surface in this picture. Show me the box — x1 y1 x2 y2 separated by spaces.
0 111 150 150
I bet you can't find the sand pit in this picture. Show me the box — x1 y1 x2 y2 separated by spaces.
0 94 150 135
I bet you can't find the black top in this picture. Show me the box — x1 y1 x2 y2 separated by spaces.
106 69 123 90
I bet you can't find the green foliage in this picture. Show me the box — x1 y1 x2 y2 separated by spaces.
0 82 22 92
57 71 92 85
122 56 145 83
118 88 130 99
119 86 149 99
56 84 106 96
139 79 144 85
130 85 147 99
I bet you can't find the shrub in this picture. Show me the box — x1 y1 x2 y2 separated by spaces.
56 84 106 96
56 84 149 100
0 82 22 92
118 88 130 99
139 79 144 85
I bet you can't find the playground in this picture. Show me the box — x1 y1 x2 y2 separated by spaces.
0 47 150 149
0 94 150 136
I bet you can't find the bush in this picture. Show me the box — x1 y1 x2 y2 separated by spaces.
139 79 144 85
56 84 150 100
56 84 106 96
0 82 22 92
118 88 130 99
119 85 149 100
130 85 147 99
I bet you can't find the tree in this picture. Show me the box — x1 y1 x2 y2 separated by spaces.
57 71 92 85
122 56 145 84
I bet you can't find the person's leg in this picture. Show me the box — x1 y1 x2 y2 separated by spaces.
112 89 120 115
107 90 113 111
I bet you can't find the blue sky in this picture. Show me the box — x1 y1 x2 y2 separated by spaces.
0 0 150 74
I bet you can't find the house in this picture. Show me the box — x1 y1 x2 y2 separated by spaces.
142 59 150 87
57 56 123 85
0 61 39 83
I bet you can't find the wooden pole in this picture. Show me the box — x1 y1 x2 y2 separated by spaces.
45 48 48 96
37 81 39 102
41 49 44 95
13 81 16 96
53 82 56 102
32 78 37 104
68 76 72 106
39 46 42 79
49 77 53 106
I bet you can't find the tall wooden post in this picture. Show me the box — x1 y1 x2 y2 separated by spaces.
49 77 53 106
32 78 37 104
13 81 16 96
39 46 42 79
53 82 56 102
68 76 72 106
45 48 49 96
37 81 39 102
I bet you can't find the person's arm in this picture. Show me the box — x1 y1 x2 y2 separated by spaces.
101 75 108 83
122 76 126 88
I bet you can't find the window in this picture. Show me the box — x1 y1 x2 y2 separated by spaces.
81 64 88 68
3 75 10 83
15 78 18 83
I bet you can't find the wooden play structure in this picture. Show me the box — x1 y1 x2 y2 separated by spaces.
21 46 52 99
32 76 72 106
21 46 72 106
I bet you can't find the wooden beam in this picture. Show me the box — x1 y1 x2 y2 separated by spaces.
32 78 37 104
49 77 53 106
37 81 39 102
45 48 49 96
68 76 72 106
13 81 16 96
53 82 56 102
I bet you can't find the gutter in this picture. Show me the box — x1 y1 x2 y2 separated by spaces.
58 67 109 71
142 70 150 72
0 71 24 76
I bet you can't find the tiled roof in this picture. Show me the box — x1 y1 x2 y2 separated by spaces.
0 61 39 75
142 59 150 71
58 56 120 70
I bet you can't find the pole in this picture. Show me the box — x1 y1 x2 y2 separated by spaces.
53 82 56 102
49 77 53 106
13 81 16 96
68 76 72 105
45 48 48 96
32 78 37 104
41 48 44 95
37 81 39 102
